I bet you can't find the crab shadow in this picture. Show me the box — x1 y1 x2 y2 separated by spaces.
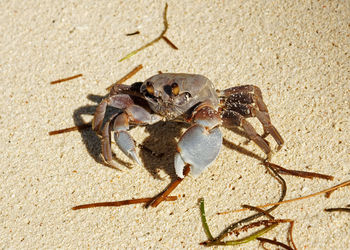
73 93 187 182
73 94 265 182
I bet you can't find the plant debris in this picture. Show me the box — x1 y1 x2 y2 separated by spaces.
162 35 178 50
147 165 191 207
50 74 83 84
49 122 91 135
264 162 333 180
118 3 177 62
126 31 140 36
324 206 350 213
199 199 295 248
106 64 143 91
218 180 350 214
72 196 177 210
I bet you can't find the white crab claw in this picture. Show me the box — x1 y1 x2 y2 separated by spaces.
114 131 142 166
175 125 222 178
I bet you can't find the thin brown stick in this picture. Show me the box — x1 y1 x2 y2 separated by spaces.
72 196 177 210
229 219 292 237
49 122 91 135
288 220 297 250
210 163 287 243
126 31 140 36
245 206 296 249
119 3 170 62
218 180 350 214
257 237 293 250
50 74 83 84
242 205 275 220
162 36 178 50
324 207 350 213
106 64 143 91
264 162 334 180
148 165 190 207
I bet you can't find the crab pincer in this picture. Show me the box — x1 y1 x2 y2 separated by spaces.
175 104 223 178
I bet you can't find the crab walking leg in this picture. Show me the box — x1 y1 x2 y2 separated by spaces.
92 94 134 133
220 85 284 147
175 105 223 178
112 107 161 166
96 94 162 167
250 108 284 146
100 112 122 167
222 110 271 154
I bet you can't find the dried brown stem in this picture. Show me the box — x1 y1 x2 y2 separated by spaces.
148 165 190 207
288 220 297 250
126 31 140 36
229 219 291 237
106 64 143 91
162 36 178 50
257 237 293 250
119 3 171 62
324 207 350 213
219 180 350 214
49 122 91 135
50 74 83 84
72 196 177 210
212 163 287 242
264 162 333 180
242 205 275 220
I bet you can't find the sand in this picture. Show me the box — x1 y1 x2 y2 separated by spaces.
1 1 349 249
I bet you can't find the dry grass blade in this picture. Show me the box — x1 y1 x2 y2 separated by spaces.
199 198 213 241
119 3 172 62
148 165 190 207
162 36 178 49
106 64 143 91
50 74 83 84
257 237 293 250
72 196 177 210
209 163 287 243
242 205 275 220
264 162 334 180
199 198 289 246
126 31 140 36
324 207 350 213
219 180 350 214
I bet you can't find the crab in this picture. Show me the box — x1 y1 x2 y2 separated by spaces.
92 73 284 179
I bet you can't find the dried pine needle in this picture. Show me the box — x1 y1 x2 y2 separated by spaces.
218 180 350 214
148 165 190 207
72 196 177 210
126 31 140 36
324 207 350 213
257 237 293 250
49 122 91 135
119 3 173 62
264 162 333 180
162 35 178 50
106 64 143 91
50 74 83 84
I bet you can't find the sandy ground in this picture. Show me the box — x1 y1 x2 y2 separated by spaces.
1 0 349 249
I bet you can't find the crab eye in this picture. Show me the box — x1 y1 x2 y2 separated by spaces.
146 81 155 95
171 82 180 96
